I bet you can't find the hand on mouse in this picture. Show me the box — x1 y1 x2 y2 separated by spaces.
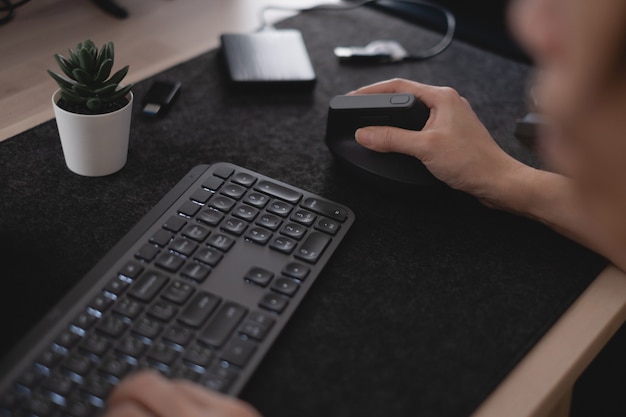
351 78 532 208
103 370 262 417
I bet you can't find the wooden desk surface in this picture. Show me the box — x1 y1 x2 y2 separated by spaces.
2 1 626 416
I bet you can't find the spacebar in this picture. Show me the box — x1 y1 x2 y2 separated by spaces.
198 301 247 348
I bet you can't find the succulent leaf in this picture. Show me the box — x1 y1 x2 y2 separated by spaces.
94 83 118 95
67 48 80 67
78 47 95 73
107 65 129 85
86 97 103 111
54 54 75 80
106 84 133 102
83 39 96 50
72 68 94 85
60 90 86 104
95 43 108 68
47 70 74 90
94 58 113 83
71 84 95 96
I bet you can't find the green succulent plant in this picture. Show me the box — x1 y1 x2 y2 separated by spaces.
48 39 133 114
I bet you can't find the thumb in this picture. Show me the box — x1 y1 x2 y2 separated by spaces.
355 126 425 159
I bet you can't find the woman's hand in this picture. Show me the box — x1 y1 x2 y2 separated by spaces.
351 78 532 208
103 370 262 417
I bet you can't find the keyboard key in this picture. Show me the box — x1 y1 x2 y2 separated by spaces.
213 166 234 179
119 260 144 279
245 227 272 245
129 271 169 302
206 234 235 251
148 300 178 322
181 262 211 282
46 371 77 396
244 267 274 287
135 243 160 262
315 217 341 235
194 247 223 266
114 297 144 319
88 293 114 313
197 208 224 226
55 330 81 350
162 280 195 305
281 222 307 240
182 224 211 242
133 316 163 339
259 293 289 314
233 204 258 221
148 342 178 366
183 343 214 367
243 192 269 208
179 292 221 328
239 314 274 341
178 200 201 217
282 262 310 281
190 188 212 204
267 200 293 217
271 277 300 297
210 195 236 212
163 215 186 233
62 353 94 376
163 324 194 346
104 276 131 296
232 172 257 187
116 335 148 358
291 209 316 226
295 232 331 263
150 229 174 247
80 333 111 357
221 183 246 200
222 217 247 236
203 364 238 393
81 374 114 400
97 314 129 338
256 213 282 230
269 236 296 254
220 338 256 368
169 237 198 256
155 252 185 272
99 355 131 378
301 198 348 222
202 176 224 191
254 180 302 203
199 302 247 348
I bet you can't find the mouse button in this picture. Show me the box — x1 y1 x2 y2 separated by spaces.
390 94 412 105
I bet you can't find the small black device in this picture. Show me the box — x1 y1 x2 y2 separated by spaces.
325 93 443 191
0 162 354 413
142 80 181 117
220 30 316 91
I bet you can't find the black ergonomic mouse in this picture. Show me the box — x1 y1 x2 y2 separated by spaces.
324 93 444 190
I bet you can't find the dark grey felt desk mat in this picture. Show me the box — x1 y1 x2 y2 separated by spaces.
0 7 607 417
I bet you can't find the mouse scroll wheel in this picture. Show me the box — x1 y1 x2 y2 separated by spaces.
334 40 408 63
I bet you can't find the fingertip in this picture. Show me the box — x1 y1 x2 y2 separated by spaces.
355 128 373 147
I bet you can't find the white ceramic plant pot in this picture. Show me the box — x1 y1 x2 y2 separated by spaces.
52 89 133 177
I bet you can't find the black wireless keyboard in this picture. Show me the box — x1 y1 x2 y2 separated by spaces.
0 162 355 417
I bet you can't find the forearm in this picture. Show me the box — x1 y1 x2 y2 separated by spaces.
485 162 626 271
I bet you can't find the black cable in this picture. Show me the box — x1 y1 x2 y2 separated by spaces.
0 0 30 25
257 0 456 62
